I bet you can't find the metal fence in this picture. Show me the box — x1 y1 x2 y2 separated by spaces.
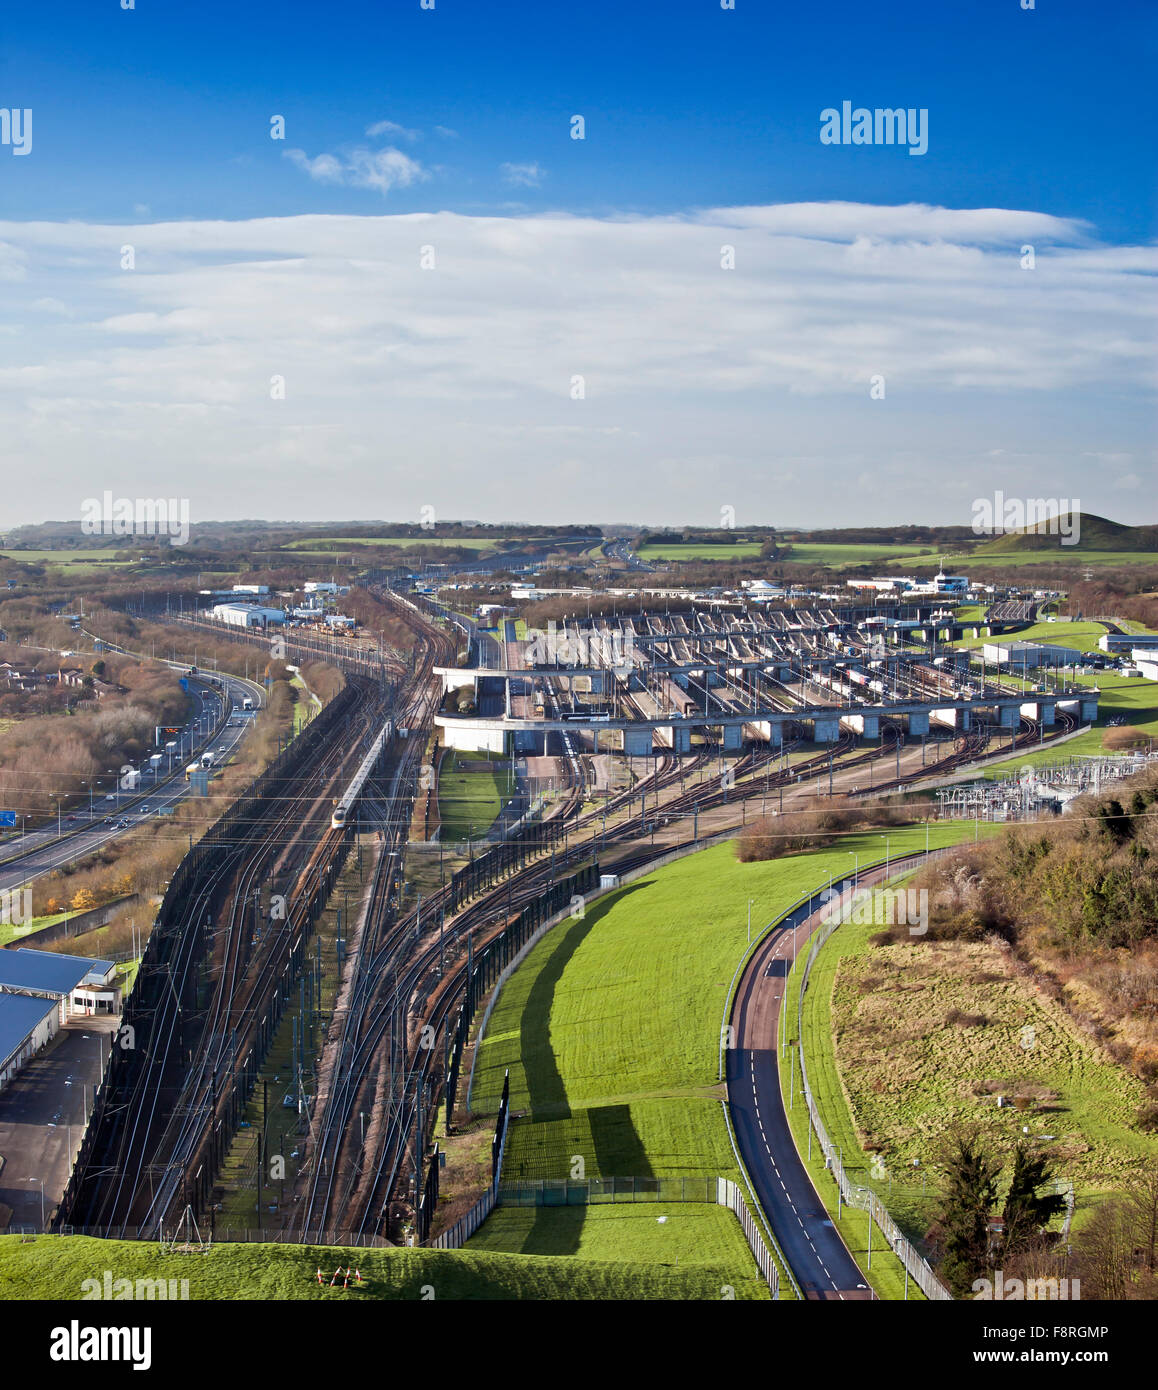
430 1071 512 1250
794 888 954 1301
498 1176 718 1205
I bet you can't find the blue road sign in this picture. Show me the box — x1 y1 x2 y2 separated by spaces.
179 678 189 691
0 811 16 827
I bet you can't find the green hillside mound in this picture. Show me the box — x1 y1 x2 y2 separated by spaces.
973 513 1158 554
0 1233 741 1301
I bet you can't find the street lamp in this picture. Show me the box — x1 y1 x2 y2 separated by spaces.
24 1176 45 1231
747 897 754 945
880 834 890 878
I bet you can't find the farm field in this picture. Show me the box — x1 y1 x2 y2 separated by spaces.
781 542 936 567
965 550 1158 569
636 542 765 560
436 750 506 841
281 536 499 551
782 905 1158 1260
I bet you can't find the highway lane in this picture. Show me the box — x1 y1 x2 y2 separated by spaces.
728 867 903 1300
0 672 263 895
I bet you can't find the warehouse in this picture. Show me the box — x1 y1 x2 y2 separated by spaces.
210 602 286 629
0 994 60 1092
0 948 120 1019
981 641 1082 669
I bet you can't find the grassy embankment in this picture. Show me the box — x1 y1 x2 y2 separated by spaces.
468 824 996 1298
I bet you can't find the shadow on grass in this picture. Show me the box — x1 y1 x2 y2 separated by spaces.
520 883 649 1121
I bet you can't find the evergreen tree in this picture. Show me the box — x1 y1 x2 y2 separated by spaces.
931 1129 1000 1297
1002 1143 1067 1255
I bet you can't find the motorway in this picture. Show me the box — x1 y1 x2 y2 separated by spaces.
0 670 264 896
728 863 908 1300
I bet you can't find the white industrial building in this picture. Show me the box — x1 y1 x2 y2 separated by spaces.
1099 632 1151 653
0 994 60 1093
211 602 285 629
304 582 349 595
981 641 1081 669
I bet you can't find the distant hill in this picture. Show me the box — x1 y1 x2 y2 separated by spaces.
972 512 1158 553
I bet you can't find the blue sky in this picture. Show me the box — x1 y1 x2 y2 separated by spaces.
0 0 1154 528
3 0 1154 235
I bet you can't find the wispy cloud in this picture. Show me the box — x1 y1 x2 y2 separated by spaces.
284 145 428 195
434 125 459 139
500 161 544 188
365 119 421 142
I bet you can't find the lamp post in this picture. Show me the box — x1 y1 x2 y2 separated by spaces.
25 1176 45 1231
747 897 753 945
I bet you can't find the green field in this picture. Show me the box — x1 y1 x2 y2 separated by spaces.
437 750 506 841
965 550 1158 569
782 895 1158 1266
0 549 135 571
0 910 71 948
782 543 935 567
0 1234 734 1301
469 1204 765 1299
282 536 499 552
636 542 765 560
635 541 938 567
955 620 1109 654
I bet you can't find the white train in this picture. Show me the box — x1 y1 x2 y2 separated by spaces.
331 719 393 829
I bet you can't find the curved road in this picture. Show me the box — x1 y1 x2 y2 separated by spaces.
729 861 911 1300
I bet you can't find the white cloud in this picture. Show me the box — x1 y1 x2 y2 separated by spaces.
0 202 1152 527
366 119 421 141
285 146 428 195
434 125 459 139
500 161 544 188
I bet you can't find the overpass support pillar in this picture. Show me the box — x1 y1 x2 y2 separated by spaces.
860 713 880 739
672 725 693 754
1080 698 1099 723
812 715 841 743
998 704 1020 729
1040 702 1056 727
722 723 743 751
907 710 930 737
959 707 971 731
623 726 652 757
